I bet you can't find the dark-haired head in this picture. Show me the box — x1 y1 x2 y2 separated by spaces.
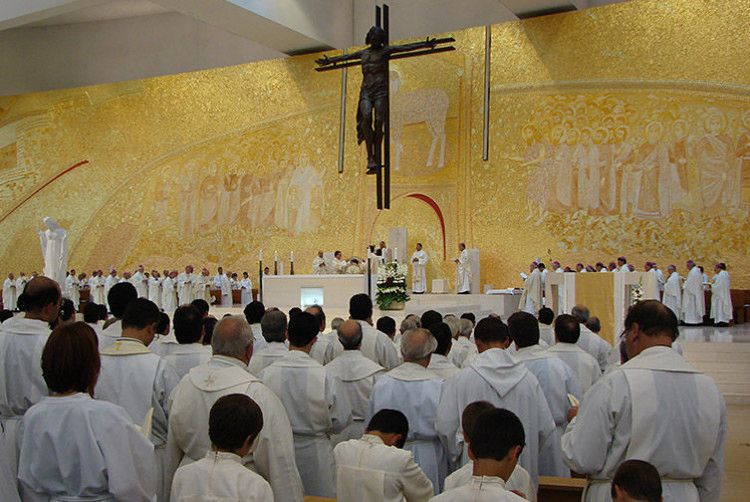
611 459 662 502
42 322 100 396
461 401 494 438
468 408 525 468
83 302 100 324
191 299 210 318
554 314 581 343
173 305 204 344
349 293 373 321
376 316 396 337
538 307 554 326
420 309 442 330
428 322 453 356
473 316 510 351
507 311 539 349
243 301 265 324
623 300 678 359
305 305 326 332
156 312 171 336
107 282 137 318
460 312 476 325
20 277 61 322
287 311 319 348
202 317 217 345
209 394 264 455
366 409 409 448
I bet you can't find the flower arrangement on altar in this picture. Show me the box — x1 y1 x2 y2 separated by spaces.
631 278 644 303
376 261 410 310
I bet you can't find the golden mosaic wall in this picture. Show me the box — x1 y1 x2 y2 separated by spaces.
1 0 749 290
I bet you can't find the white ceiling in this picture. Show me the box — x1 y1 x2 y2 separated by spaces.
26 0 170 27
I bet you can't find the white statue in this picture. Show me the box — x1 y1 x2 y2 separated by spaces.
37 217 68 286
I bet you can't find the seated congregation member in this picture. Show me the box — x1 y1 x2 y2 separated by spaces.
350 293 400 370
443 401 535 501
248 309 289 376
0 277 61 502
420 309 443 330
537 307 555 347
190 298 210 318
171 394 273 502
151 311 171 345
164 304 211 379
18 322 156 501
368 328 447 494
326 320 385 443
562 300 726 501
83 301 104 339
96 298 180 501
508 311 580 477
611 460 663 502
432 408 528 501
436 316 554 488
259 312 352 497
427 322 460 379
244 300 268 352
99 282 137 350
167 315 303 501
308 304 338 365
546 314 601 394
377 315 398 344
571 304 613 372
334 409 434 502
450 317 478 368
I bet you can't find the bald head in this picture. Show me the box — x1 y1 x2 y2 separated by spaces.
401 328 437 365
211 315 254 361
337 319 363 350
21 276 61 321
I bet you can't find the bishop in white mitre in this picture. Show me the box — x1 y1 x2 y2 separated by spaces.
0 277 57 502
313 250 327 275
95 299 180 502
167 315 304 502
682 260 706 324
259 312 352 498
663 265 682 319
367 328 447 494
410 243 428 294
454 243 471 294
3 273 17 311
325 320 385 443
132 265 149 298
177 265 197 304
710 263 732 325
562 300 726 502
519 262 543 315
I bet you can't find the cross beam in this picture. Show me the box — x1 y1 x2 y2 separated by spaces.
315 3 455 210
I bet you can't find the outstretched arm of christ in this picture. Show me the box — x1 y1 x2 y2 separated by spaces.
315 50 365 66
386 37 438 55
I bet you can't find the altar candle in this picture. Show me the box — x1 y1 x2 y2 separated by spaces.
274 251 278 261
259 250 262 261
291 251 294 261
394 248 398 261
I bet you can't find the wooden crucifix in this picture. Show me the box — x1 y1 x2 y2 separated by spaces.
315 4 455 209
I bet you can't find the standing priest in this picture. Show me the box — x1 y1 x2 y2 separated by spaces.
410 243 428 294
682 260 705 325
454 243 471 294
519 262 542 315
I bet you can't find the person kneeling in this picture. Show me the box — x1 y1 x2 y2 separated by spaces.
171 394 272 501
432 408 526 501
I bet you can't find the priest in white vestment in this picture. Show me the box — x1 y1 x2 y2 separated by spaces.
562 300 726 502
426 322 460 380
238 272 253 307
454 243 471 294
313 250 327 275
519 262 543 315
91 271 106 305
309 304 338 366
215 268 232 306
99 282 138 350
411 243 428 294
663 265 682 319
508 312 581 477
349 293 401 370
161 271 178 314
436 316 555 489
194 268 212 302
3 273 17 311
148 270 162 308
546 314 601 394
170 394 273 502
552 261 565 314
710 263 732 326
367 328 447 494
95 298 180 502
259 312 352 497
18 322 157 502
166 315 304 502
247 310 288 376
64 269 80 309
450 318 478 368
15 271 29 297
104 270 120 311
164 305 211 379
177 265 197 305
326 320 385 443
334 409 434 502
0 278 59 502
433 408 528 502
330 250 347 274
570 305 613 372
132 265 149 298
682 260 706 324
443 401 535 501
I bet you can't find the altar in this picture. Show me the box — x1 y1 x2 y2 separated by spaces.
262 274 369 310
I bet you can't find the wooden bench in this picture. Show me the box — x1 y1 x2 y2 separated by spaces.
538 476 587 501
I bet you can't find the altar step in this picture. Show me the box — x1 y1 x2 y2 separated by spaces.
682 342 750 405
